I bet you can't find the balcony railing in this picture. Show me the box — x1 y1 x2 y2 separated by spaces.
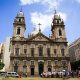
10 53 69 58
55 38 67 42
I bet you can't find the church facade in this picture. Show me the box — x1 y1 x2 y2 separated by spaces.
9 10 71 76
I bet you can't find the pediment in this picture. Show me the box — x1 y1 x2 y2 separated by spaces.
32 35 49 41
27 32 53 42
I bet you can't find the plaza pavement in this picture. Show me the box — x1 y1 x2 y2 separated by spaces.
1 77 80 80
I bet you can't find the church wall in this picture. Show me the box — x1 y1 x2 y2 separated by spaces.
9 10 71 77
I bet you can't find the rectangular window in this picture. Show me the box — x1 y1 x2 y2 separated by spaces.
61 49 65 56
14 60 19 66
39 46 43 56
54 49 57 55
31 61 34 65
54 60 58 66
47 48 50 57
17 27 20 35
15 48 19 56
59 29 62 36
23 60 26 65
31 48 34 57
24 49 27 54
62 60 66 68
48 61 51 66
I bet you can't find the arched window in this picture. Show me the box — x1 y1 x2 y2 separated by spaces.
61 49 65 56
48 61 51 66
19 18 21 22
31 61 34 65
59 29 62 36
15 48 19 56
39 46 43 56
47 48 50 57
57 20 59 23
14 60 19 72
31 48 34 57
24 49 27 54
17 27 20 35
62 60 66 68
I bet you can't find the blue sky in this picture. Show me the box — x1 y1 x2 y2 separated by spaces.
0 0 80 44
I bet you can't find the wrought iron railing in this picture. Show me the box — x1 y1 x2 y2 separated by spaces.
10 53 69 58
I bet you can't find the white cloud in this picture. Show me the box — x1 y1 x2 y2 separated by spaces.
75 0 80 3
41 0 63 11
72 0 80 3
57 12 67 21
19 0 67 35
30 12 53 34
30 12 67 34
20 0 63 10
20 0 41 5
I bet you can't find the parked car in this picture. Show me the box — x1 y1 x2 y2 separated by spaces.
0 71 7 77
7 72 19 78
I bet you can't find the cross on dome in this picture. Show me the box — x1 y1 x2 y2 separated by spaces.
38 23 42 32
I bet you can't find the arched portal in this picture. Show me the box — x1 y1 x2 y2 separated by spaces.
38 62 44 76
48 68 51 72
31 67 34 76
14 63 18 72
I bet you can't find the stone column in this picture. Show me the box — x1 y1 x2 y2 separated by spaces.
43 45 46 57
44 61 47 72
35 45 38 57
12 44 15 55
27 61 30 77
20 44 25 55
18 61 23 73
35 60 38 76
51 60 53 71
68 61 71 71
9 63 13 72
27 45 30 57
51 45 53 57
52 61 55 71
9 60 14 72
57 45 60 57
20 44 23 54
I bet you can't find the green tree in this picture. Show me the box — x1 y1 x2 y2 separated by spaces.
71 60 80 70
0 61 4 70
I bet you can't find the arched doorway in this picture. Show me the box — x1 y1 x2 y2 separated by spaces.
23 65 27 74
48 68 51 72
31 67 34 76
14 63 18 72
38 62 44 76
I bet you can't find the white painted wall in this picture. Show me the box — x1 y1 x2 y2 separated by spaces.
3 37 11 71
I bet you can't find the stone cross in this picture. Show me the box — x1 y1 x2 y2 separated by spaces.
38 23 42 32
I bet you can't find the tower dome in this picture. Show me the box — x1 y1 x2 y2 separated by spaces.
54 11 61 20
17 10 24 17
54 14 59 19
13 9 26 38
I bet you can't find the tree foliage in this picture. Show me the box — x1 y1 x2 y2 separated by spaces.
71 60 80 70
0 61 4 70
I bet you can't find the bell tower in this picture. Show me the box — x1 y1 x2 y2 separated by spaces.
51 11 67 42
13 9 26 39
